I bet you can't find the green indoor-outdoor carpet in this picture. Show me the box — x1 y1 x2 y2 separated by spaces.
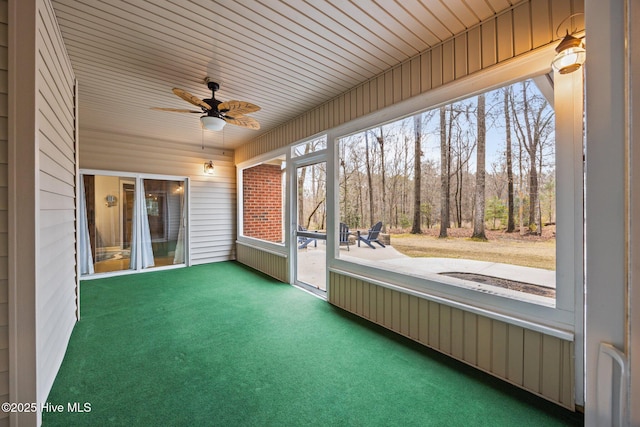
44 262 582 426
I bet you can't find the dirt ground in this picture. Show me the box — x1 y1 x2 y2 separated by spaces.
390 226 556 271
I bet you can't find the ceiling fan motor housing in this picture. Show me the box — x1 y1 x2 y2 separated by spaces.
204 81 222 113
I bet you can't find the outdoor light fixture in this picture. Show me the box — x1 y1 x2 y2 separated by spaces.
204 160 215 175
200 115 226 131
552 13 585 75
552 32 586 74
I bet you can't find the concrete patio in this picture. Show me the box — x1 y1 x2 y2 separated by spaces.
296 240 555 305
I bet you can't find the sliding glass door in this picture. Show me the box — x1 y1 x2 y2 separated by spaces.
142 179 186 267
80 172 187 276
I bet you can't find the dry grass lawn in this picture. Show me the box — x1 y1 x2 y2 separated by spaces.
391 227 556 270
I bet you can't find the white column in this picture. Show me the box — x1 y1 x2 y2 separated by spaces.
584 0 628 425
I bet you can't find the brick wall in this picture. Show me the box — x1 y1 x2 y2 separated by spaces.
243 164 283 242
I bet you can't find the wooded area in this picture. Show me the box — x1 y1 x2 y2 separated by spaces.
334 78 556 240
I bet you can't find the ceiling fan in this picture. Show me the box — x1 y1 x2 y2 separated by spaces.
152 80 260 131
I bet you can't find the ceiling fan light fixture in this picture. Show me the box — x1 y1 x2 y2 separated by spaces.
200 115 226 131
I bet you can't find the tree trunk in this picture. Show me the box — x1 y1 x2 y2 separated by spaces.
411 114 422 234
297 168 306 226
472 94 487 240
504 88 515 232
520 81 539 232
364 132 374 226
455 152 463 228
340 158 348 223
528 149 538 231
439 106 449 238
377 127 387 231
529 145 539 234
297 144 312 226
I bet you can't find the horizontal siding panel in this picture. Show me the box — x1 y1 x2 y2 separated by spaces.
36 258 75 312
39 190 73 210
38 123 74 168
39 148 74 186
39 170 74 198
37 70 74 137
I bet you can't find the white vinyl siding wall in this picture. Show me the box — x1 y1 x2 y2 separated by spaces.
35 0 77 408
0 1 8 423
79 129 236 264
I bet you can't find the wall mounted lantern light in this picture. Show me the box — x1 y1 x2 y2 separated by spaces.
552 13 585 74
204 160 215 175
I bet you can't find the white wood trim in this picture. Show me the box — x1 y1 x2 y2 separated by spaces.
554 67 586 405
584 0 628 424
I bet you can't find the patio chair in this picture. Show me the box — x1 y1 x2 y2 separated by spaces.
357 221 386 249
339 222 352 251
297 225 317 249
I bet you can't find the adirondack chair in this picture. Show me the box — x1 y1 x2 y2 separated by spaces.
339 222 352 251
357 221 385 249
297 225 317 249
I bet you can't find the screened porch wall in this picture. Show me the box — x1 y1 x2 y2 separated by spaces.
79 129 237 265
234 0 583 411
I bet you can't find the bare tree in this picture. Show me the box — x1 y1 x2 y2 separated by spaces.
411 113 423 233
297 143 312 226
472 94 487 240
504 87 516 232
364 132 375 226
439 106 449 238
375 127 387 231
511 81 553 234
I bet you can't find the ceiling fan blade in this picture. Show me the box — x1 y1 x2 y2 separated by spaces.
218 100 261 115
151 107 202 113
172 88 212 110
224 114 260 130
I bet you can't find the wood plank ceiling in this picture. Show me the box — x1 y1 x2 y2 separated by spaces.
51 0 519 149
